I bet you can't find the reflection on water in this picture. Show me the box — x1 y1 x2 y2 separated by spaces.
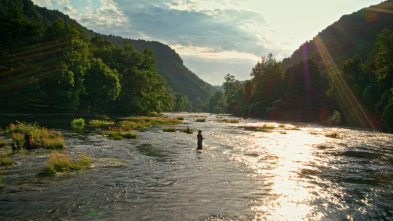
0 113 392 220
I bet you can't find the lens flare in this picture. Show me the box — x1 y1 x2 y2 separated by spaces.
313 36 376 130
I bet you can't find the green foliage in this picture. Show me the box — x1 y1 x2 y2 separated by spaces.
124 39 215 109
328 110 342 126
382 97 393 132
43 151 92 176
208 91 227 114
71 118 85 128
173 92 186 112
281 1 393 70
0 4 179 115
82 58 120 112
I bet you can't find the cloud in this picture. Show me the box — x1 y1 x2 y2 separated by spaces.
75 0 131 36
171 44 260 62
114 0 272 56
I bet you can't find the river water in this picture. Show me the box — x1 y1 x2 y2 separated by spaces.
0 113 392 220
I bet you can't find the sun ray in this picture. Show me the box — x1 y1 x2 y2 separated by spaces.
313 36 377 130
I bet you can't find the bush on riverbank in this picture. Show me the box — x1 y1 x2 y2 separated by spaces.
195 118 206 122
43 151 92 176
7 122 65 149
71 118 85 129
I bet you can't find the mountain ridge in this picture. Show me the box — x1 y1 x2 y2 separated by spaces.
282 0 393 70
0 0 214 105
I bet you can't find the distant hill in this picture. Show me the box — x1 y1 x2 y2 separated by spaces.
282 0 393 69
101 35 215 102
1 0 214 104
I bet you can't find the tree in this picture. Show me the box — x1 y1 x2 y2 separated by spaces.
39 18 89 111
248 54 284 118
173 92 186 112
223 74 242 114
82 58 120 112
208 91 227 113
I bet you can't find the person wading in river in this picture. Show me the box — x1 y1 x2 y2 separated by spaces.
197 130 204 150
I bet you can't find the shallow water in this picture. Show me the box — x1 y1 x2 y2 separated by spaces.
0 113 393 220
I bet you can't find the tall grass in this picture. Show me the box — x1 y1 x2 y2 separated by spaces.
179 128 193 134
256 124 276 131
120 116 182 130
325 132 339 138
163 128 176 132
0 153 15 166
219 118 240 123
7 122 65 149
43 151 92 176
89 119 115 127
106 127 137 140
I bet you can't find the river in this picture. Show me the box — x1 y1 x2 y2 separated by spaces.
0 112 392 220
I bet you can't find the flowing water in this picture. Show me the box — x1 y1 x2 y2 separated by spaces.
0 113 393 220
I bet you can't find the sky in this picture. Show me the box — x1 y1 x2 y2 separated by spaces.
32 0 385 85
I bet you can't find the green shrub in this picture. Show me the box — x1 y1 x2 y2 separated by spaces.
71 118 85 128
108 131 123 140
328 110 342 126
163 128 176 132
43 151 92 176
121 132 137 139
195 118 206 122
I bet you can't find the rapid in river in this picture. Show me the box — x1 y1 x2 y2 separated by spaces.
0 112 392 220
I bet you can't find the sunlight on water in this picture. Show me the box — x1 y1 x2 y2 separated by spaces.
1 113 393 220
237 128 327 220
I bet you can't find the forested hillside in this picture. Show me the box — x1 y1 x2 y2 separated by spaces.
101 35 215 103
0 0 216 113
282 0 393 69
0 0 174 115
224 0 393 132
